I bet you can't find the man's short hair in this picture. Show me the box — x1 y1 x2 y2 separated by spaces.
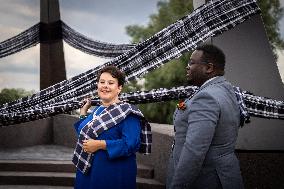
196 44 225 70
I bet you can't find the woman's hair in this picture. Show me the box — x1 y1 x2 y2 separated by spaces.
97 66 126 86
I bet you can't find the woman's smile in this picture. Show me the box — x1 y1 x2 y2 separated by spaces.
97 72 122 106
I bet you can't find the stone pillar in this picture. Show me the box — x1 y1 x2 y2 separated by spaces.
40 0 66 90
193 1 284 149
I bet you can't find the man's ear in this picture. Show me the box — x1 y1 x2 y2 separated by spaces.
206 63 214 74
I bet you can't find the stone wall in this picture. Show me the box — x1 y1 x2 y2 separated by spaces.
0 114 283 188
237 151 284 188
0 118 53 148
137 123 174 184
53 114 78 148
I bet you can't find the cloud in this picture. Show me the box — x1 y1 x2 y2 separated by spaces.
0 0 160 91
4 0 283 92
63 43 107 78
0 0 39 18
60 0 159 43
276 50 284 83
59 0 158 23
0 0 39 42
0 72 39 91
0 45 39 91
0 25 23 40
278 0 284 39
60 8 131 43
0 0 39 27
0 45 39 74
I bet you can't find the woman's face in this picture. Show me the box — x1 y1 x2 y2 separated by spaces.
97 72 122 104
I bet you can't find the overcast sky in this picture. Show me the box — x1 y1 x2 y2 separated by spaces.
0 0 284 91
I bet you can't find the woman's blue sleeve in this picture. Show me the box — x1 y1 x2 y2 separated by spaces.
105 115 141 159
74 119 84 134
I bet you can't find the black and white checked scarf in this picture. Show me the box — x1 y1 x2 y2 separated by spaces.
72 102 151 174
62 22 135 58
1 83 282 127
0 0 260 115
234 86 251 126
1 0 280 127
0 23 39 58
0 85 283 126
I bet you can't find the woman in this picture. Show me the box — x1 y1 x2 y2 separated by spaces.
72 66 151 189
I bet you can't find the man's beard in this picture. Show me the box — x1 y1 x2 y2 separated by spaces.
187 74 208 87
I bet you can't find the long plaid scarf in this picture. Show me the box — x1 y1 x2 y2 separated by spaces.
72 102 151 174
0 84 283 126
62 22 135 58
0 0 260 120
0 85 283 127
1 0 279 127
234 86 251 126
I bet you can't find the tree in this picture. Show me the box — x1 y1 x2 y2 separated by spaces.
126 0 194 124
0 88 34 105
257 0 284 58
126 0 284 124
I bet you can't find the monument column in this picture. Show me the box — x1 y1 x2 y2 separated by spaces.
40 0 66 90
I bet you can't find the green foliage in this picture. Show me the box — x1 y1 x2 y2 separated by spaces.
0 88 34 105
122 80 143 93
126 0 284 124
126 0 194 124
257 0 284 58
126 0 193 43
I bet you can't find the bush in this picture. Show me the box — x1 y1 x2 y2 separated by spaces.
0 88 35 105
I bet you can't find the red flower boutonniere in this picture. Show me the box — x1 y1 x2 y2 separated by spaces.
177 99 186 110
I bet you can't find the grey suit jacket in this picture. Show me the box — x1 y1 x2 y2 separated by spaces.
167 76 244 189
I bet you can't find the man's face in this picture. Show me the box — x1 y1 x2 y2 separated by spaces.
186 50 208 87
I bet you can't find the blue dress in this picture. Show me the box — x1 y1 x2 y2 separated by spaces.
74 106 141 189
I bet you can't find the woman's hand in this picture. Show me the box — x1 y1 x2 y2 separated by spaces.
83 139 106 153
80 97 92 116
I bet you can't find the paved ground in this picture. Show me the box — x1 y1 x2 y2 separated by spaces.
0 145 73 160
0 145 74 189
0 186 73 189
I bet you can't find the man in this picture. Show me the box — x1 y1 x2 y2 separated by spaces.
167 44 244 189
